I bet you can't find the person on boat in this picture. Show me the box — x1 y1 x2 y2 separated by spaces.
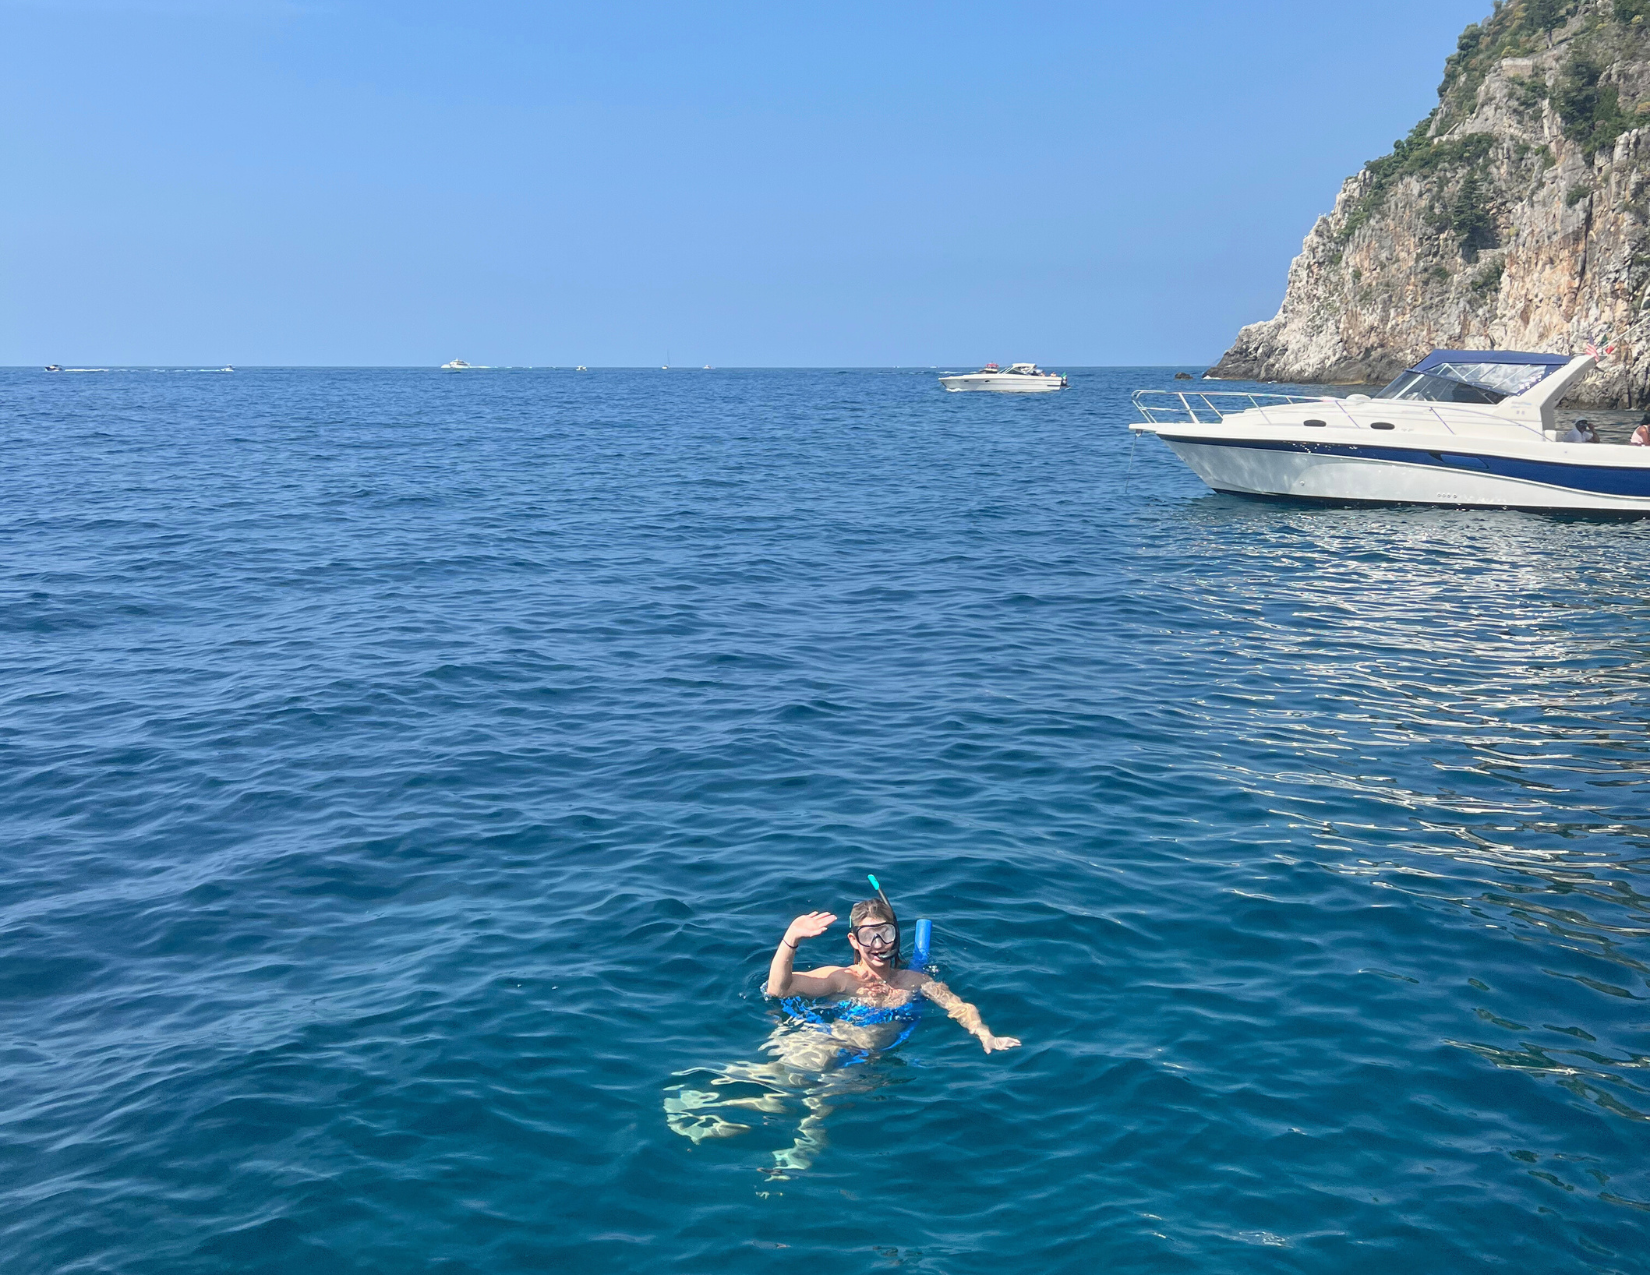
1563 418 1599 443
1631 415 1650 446
767 901 1021 1054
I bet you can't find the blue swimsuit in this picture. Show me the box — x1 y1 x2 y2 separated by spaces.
781 996 924 1059
829 1000 922 1028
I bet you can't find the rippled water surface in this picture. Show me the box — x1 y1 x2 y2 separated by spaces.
4 366 1649 1273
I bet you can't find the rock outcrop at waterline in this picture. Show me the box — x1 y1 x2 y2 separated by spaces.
1211 0 1650 406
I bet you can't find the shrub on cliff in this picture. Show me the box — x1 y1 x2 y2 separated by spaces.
1451 172 1499 256
1520 0 1577 44
1439 23 1486 104
1553 48 1630 158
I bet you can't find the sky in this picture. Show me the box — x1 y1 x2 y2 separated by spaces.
3 0 1493 367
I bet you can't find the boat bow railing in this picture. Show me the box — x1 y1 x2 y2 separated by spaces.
1132 389 1328 425
1135 390 1570 445
1132 389 1553 442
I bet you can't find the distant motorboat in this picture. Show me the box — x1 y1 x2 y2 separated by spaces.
44 364 62 372
441 359 487 370
576 366 588 371
939 362 1068 393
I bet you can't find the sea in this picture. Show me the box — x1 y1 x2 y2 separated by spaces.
3 366 1647 1274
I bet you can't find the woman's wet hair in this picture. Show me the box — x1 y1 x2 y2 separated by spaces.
849 898 895 928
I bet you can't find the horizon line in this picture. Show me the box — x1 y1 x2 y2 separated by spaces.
9 362 1217 371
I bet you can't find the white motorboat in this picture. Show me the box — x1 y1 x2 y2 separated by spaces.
940 362 1067 392
1129 349 1650 513
441 359 486 370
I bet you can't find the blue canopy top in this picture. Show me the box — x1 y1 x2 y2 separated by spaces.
1377 349 1582 403
1414 349 1573 372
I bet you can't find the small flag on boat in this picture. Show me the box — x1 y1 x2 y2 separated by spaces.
1586 341 1618 360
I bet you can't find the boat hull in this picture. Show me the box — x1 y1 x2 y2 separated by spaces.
940 374 1065 393
1157 435 1650 513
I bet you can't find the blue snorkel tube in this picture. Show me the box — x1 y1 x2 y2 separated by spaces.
867 874 933 972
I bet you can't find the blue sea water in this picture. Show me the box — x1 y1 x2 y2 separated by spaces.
3 365 1648 1274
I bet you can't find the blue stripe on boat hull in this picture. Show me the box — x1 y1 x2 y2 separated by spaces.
1157 435 1650 499
1206 488 1650 518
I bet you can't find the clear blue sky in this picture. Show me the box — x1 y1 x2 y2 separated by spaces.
4 0 1490 367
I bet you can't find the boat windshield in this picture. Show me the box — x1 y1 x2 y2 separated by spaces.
1375 359 1555 404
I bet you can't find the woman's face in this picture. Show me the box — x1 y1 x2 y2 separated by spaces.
849 919 898 968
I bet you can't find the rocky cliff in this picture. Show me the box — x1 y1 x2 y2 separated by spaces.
1211 0 1650 406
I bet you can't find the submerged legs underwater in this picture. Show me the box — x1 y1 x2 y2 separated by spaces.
663 1022 888 1178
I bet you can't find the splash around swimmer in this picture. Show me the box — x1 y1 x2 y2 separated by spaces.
767 898 1021 1053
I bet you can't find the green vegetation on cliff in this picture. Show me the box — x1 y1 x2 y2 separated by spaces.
1335 128 1496 255
1334 1 1650 263
1435 1 1583 124
1553 47 1631 156
1450 170 1499 250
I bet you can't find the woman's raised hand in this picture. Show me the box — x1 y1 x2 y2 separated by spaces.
785 911 836 944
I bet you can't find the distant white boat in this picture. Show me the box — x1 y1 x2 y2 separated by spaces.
576 366 588 372
441 359 487 370
45 364 62 372
940 362 1068 393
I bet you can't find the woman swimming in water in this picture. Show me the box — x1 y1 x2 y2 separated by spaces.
767 900 1021 1054
663 897 1019 1176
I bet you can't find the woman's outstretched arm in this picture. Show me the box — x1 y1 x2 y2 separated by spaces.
918 977 1021 1053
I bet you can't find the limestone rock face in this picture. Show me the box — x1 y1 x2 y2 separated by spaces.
1212 1 1650 406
